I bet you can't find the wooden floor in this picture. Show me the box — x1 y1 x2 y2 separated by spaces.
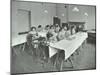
11 39 96 74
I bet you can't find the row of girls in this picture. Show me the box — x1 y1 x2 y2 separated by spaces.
24 24 76 65
28 24 76 43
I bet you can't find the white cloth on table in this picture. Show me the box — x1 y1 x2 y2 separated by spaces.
38 32 47 37
49 32 88 60
12 34 27 46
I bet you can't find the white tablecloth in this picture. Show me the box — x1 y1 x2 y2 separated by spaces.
12 32 47 47
38 32 47 37
12 34 27 46
49 32 88 60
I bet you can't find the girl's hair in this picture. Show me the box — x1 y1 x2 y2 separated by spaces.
55 24 59 28
45 25 50 29
38 25 42 28
50 25 54 29
71 26 75 29
46 25 49 28
30 26 36 31
59 27 63 32
62 24 69 30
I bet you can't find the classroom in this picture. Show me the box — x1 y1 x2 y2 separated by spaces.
11 0 96 74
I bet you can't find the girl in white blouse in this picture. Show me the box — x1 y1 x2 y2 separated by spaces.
71 26 76 35
46 25 57 43
57 25 71 41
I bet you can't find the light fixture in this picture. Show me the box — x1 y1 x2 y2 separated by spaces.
84 12 88 16
42 3 48 14
44 10 48 13
72 6 79 12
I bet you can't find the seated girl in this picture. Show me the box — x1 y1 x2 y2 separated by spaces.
29 26 39 38
43 25 50 32
28 27 46 57
46 25 57 43
57 25 71 41
71 26 76 35
65 27 71 38
37 25 43 32
25 27 38 56
55 25 60 34
28 27 40 48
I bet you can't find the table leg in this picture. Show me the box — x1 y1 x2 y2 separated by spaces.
82 42 84 48
82 39 87 48
76 48 80 55
56 50 65 71
68 57 73 68
60 60 64 71
54 52 59 68
70 54 74 60
55 56 64 71
84 39 87 46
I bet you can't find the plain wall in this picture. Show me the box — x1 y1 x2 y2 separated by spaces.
68 5 96 30
14 1 56 27
56 4 69 23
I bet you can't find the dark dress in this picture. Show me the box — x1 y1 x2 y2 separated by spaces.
24 33 36 56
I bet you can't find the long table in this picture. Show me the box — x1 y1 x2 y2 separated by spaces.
49 32 88 60
11 32 47 47
48 32 88 70
12 34 27 46
12 32 88 59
